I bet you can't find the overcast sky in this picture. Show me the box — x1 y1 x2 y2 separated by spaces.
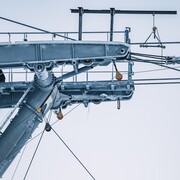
0 0 180 180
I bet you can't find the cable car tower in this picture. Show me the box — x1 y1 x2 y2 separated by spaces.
0 7 179 178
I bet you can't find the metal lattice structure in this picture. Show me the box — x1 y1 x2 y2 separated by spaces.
0 8 178 177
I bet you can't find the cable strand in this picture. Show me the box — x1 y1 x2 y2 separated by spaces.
51 126 96 180
0 16 76 41
23 128 45 180
11 144 27 180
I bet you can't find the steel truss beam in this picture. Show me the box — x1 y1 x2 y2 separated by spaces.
0 41 129 68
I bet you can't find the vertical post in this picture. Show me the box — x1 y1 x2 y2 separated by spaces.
110 8 115 41
78 7 84 41
8 33 11 42
124 27 133 82
25 69 28 81
128 59 133 82
86 71 88 82
10 68 13 82
125 27 131 44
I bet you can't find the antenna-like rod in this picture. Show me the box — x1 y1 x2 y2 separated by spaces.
0 16 76 41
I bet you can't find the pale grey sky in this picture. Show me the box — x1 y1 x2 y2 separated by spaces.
0 0 180 180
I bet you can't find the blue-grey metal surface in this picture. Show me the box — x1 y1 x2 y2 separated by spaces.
0 68 55 177
0 88 49 176
0 7 178 178
0 80 134 109
56 80 134 108
0 40 132 177
0 82 33 108
0 41 129 68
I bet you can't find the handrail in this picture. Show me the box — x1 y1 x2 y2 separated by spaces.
0 30 124 35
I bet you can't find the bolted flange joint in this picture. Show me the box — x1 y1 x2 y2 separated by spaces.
34 63 55 91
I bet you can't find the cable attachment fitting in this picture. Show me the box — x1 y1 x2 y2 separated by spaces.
55 108 63 120
34 63 55 90
165 56 180 65
112 61 123 81
45 123 52 132
140 14 166 49
152 26 157 39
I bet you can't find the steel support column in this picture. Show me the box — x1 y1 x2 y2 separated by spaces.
78 7 84 40
110 8 115 41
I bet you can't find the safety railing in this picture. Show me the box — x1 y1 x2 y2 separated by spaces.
0 29 131 83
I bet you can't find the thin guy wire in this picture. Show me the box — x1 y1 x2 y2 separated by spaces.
51 126 96 180
0 16 76 41
135 81 180 85
2 58 180 179
131 52 167 60
134 66 180 74
131 57 180 72
2 57 180 139
3 56 180 178
11 144 27 180
23 129 45 180
5 104 81 165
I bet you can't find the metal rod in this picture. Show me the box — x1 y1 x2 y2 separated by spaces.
133 77 180 81
135 81 180 85
78 7 83 40
131 41 180 45
110 8 115 41
0 30 124 35
125 27 131 43
71 9 177 15
55 65 97 84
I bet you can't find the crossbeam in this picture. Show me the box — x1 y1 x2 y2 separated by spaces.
71 8 177 15
71 7 177 41
0 41 129 68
